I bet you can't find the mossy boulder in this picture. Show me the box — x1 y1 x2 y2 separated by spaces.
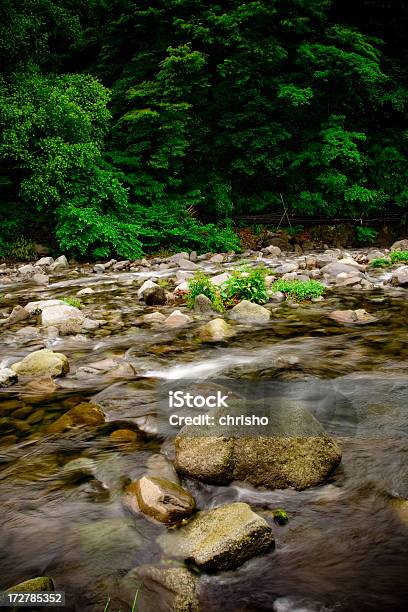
124 476 195 524
175 401 341 490
161 502 274 572
11 349 69 378
6 576 54 593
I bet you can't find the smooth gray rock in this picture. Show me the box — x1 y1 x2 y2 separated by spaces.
392 265 408 286
49 255 68 271
41 303 85 335
177 258 199 271
227 300 270 324
34 257 54 267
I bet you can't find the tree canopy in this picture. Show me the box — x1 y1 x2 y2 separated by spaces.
1 0 407 257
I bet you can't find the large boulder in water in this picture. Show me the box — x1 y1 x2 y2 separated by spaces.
161 502 274 572
175 401 341 490
40 303 85 335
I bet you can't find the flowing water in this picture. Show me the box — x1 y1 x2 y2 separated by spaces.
0 256 407 611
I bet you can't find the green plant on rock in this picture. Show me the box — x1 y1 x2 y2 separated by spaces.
355 226 378 245
390 250 408 263
61 297 82 309
272 279 325 301
186 272 224 312
370 257 391 268
221 267 269 305
272 508 289 526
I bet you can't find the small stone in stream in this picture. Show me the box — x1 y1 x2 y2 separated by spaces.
177 258 199 271
41 303 85 335
211 272 231 286
15 326 40 339
125 476 195 523
32 273 49 286
137 279 158 298
143 285 167 305
109 429 140 444
49 255 68 271
77 287 94 296
6 577 54 593
391 265 408 286
164 309 192 327
320 262 362 277
209 253 224 263
329 309 377 324
142 312 166 324
11 349 69 378
121 565 200 612
34 256 54 267
113 260 130 270
6 305 30 325
336 276 362 287
193 294 217 314
18 264 36 276
263 245 282 257
274 262 299 274
174 281 188 293
24 299 65 315
189 250 198 261
93 263 105 273
269 291 285 303
82 318 106 331
47 402 105 433
228 300 270 324
162 502 274 572
140 257 151 267
367 249 385 262
0 368 18 388
199 318 232 342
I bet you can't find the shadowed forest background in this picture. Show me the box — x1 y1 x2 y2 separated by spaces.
1 0 408 259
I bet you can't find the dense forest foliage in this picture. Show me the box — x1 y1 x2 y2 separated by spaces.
1 0 408 258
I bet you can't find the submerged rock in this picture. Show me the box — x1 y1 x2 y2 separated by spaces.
175 401 341 489
109 429 140 444
162 502 274 572
11 349 69 378
329 309 377 324
164 310 192 327
227 300 270 324
121 565 200 612
198 318 232 342
47 402 105 433
125 476 195 524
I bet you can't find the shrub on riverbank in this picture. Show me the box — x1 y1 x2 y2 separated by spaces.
271 279 325 302
187 267 269 311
